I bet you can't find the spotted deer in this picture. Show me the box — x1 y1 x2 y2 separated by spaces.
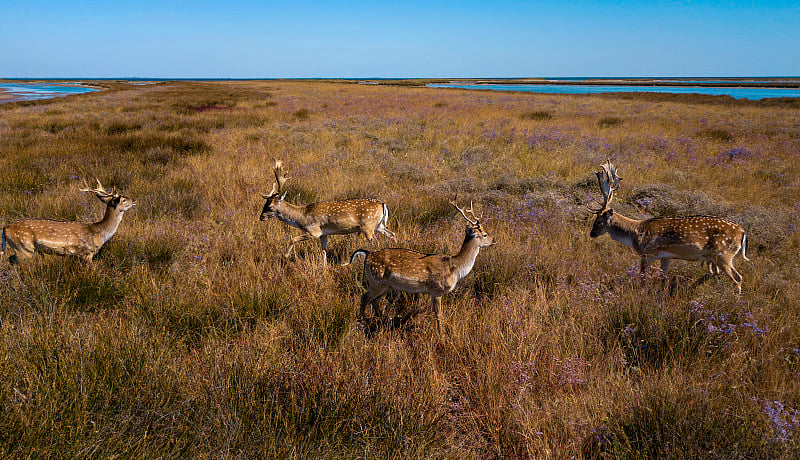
589 160 749 293
260 159 396 264
344 200 496 332
2 180 135 263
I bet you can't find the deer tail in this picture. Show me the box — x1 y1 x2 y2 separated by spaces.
382 203 390 228
740 233 749 261
378 203 397 240
342 249 370 267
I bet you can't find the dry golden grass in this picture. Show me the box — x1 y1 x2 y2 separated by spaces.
1 80 799 457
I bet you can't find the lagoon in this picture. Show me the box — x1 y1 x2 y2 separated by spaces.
0 82 99 102
428 83 800 100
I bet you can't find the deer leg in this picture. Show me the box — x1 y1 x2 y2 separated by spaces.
362 227 376 242
360 285 390 320
370 293 387 318
377 226 397 240
358 292 371 319
305 226 325 263
723 266 743 295
13 245 35 263
285 233 316 259
719 256 743 294
319 235 328 265
639 255 652 273
660 258 671 277
374 208 397 240
3 237 27 263
431 295 443 333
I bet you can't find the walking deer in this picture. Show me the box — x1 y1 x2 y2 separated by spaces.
260 160 396 264
2 180 135 263
588 160 749 293
344 200 496 332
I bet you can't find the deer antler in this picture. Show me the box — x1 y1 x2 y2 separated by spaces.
262 183 278 198
588 159 621 213
450 199 479 226
262 159 291 198
273 159 290 194
79 178 115 198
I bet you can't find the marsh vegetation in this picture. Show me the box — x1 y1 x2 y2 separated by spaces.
1 80 799 457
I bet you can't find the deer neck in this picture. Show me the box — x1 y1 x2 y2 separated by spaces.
90 204 126 244
451 233 482 281
607 211 644 249
275 200 309 228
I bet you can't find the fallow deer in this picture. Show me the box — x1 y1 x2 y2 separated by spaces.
344 200 496 332
588 160 749 293
260 159 396 264
2 180 135 263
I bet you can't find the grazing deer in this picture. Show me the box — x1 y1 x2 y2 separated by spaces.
588 160 749 293
344 200 496 332
260 159 396 264
2 180 135 263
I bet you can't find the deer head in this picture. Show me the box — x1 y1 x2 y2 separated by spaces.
80 179 136 212
260 159 290 221
589 159 621 238
450 199 496 248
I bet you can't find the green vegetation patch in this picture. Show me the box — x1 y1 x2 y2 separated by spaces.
520 110 554 121
598 116 623 127
696 128 734 142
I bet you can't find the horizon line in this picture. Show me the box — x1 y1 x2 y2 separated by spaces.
3 76 800 81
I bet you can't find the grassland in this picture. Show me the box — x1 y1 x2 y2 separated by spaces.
1 80 799 458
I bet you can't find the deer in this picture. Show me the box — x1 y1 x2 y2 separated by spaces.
2 180 135 263
344 200 496 332
588 160 749 293
260 159 396 264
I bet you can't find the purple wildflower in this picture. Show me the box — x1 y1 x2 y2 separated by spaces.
752 397 800 442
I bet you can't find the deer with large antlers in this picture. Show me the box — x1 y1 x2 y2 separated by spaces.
344 200 496 332
588 160 749 293
260 159 396 264
2 180 135 263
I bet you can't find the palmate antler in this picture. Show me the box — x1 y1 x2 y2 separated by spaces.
79 178 116 198
273 159 290 192
262 159 292 198
449 198 480 226
588 159 621 213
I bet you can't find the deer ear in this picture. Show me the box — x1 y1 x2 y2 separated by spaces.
607 209 614 217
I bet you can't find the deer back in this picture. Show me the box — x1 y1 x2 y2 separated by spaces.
4 219 93 255
303 199 385 229
638 216 746 259
364 248 447 292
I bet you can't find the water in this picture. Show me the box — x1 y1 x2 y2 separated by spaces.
0 82 99 102
428 83 800 100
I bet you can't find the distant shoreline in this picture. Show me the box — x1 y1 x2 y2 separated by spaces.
2 78 799 105
1 77 800 89
451 78 800 89
0 81 101 104
0 89 22 103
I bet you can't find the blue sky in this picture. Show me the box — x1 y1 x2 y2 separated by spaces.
2 0 798 78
